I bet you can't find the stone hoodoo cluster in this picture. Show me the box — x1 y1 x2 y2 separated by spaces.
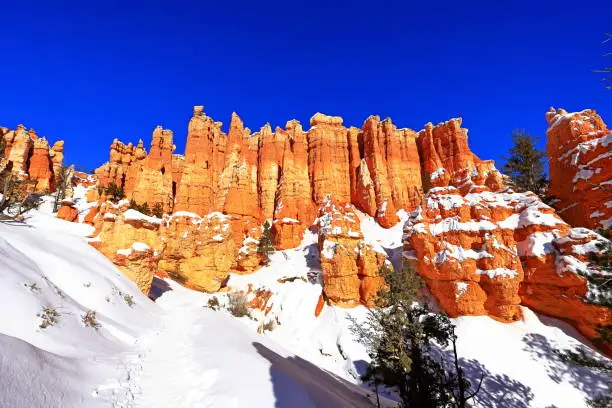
86 105 610 350
546 108 611 230
403 115 611 352
94 107 424 248
91 107 427 303
1 125 65 192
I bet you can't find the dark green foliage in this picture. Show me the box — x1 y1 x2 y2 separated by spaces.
227 292 250 318
151 202 164 218
129 200 150 215
555 345 612 372
0 175 42 217
502 130 548 199
129 200 164 218
0 134 5 158
105 182 125 202
584 228 612 344
587 395 612 408
207 296 220 310
352 263 483 407
257 221 274 265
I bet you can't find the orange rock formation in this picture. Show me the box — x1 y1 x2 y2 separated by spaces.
88 105 610 350
1 125 64 192
403 117 610 348
546 108 611 230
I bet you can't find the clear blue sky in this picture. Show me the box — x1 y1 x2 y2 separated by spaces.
1 1 610 170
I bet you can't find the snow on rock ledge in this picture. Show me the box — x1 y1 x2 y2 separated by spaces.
315 198 389 307
404 174 611 354
546 107 612 229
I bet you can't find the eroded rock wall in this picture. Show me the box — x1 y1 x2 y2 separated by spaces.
546 108 611 230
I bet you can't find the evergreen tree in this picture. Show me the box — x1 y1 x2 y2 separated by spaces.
587 228 611 345
353 263 483 407
151 202 164 218
502 130 548 199
104 182 125 202
257 221 274 265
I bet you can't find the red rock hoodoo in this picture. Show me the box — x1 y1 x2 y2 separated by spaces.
546 108 611 230
403 115 610 351
86 105 609 350
1 125 64 192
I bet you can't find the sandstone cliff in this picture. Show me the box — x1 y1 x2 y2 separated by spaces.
546 108 611 230
403 116 610 350
1 125 64 192
87 105 610 350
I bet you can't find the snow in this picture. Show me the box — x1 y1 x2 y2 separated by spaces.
430 167 446 180
170 211 202 219
429 217 497 235
455 282 469 299
2 189 610 407
0 209 160 407
435 242 493 264
123 209 162 225
517 232 558 258
321 240 338 259
475 267 519 279
281 217 300 223
572 168 595 183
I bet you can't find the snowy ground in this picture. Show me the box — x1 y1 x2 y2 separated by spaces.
0 189 609 407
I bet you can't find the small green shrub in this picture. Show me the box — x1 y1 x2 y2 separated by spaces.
207 296 220 311
258 319 275 333
227 292 250 318
82 310 101 330
25 282 41 293
123 294 135 307
37 307 59 329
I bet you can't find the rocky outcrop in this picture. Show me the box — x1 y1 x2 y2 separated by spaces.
1 125 64 192
130 126 175 211
89 201 264 294
546 108 611 230
403 117 610 347
28 137 55 192
173 106 227 215
86 105 609 351
316 198 388 307
56 198 79 222
93 106 427 249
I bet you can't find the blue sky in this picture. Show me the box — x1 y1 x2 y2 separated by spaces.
1 1 610 170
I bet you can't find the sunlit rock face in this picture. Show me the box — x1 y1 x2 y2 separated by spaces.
87 105 610 354
402 116 610 353
316 198 388 307
545 107 611 230
1 125 64 192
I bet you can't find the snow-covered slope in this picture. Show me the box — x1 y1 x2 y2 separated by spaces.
1 189 610 407
0 214 160 407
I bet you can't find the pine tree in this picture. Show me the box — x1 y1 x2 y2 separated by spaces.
352 263 484 407
502 130 548 199
587 228 611 345
151 202 164 218
257 221 274 265
104 182 125 202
